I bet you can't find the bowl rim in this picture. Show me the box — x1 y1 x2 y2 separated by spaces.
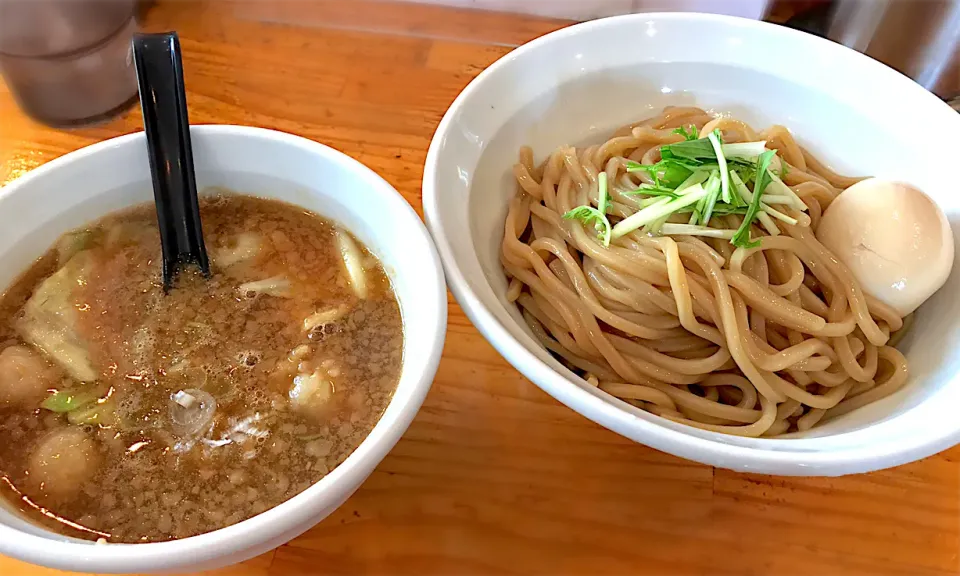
422 11 960 475
0 125 448 571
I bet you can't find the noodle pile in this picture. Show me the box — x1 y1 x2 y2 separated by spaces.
501 106 910 437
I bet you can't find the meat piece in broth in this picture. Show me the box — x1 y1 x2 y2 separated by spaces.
0 345 57 408
27 427 99 501
16 252 97 382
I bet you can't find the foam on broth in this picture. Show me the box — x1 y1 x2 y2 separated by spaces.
0 194 403 542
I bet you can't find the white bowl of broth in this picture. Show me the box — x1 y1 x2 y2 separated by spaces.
0 126 446 572
422 13 960 476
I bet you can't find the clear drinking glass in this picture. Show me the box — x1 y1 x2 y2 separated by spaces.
0 0 139 127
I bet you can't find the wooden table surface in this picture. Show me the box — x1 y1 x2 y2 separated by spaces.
1 1 959 575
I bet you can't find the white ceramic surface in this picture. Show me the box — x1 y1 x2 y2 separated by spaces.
422 13 960 476
0 126 447 573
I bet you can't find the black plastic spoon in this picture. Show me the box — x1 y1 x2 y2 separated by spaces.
132 32 210 290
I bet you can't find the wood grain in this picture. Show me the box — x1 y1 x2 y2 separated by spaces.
1 1 959 575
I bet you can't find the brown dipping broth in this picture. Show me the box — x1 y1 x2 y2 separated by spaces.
0 194 403 542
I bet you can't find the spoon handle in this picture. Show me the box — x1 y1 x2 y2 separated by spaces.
132 31 209 289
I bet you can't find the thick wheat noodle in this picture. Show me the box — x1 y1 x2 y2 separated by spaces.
599 382 677 410
665 395 779 437
595 265 681 315
736 297 831 374
517 293 590 358
501 107 914 437
647 335 716 354
744 324 836 372
800 147 865 189
834 332 878 383
725 270 827 333
763 125 806 169
678 237 726 268
537 150 563 212
562 213 671 285
611 107 710 138
677 404 733 426
765 251 806 297
764 419 791 436
888 314 915 348
702 385 722 402
525 290 570 332
783 165 840 195
607 332 732 375
530 214 560 252
522 311 621 381
822 346 908 421
584 263 669 315
530 237 680 339
506 277 523 302
793 181 837 209
799 284 830 316
703 373 759 408
702 117 761 141
785 220 889 345
516 273 596 359
796 408 826 431
673 237 793 404
731 236 872 339
505 260 601 357
864 295 904 332
513 163 543 198
529 203 576 247
656 238 730 348
810 364 854 387
652 381 763 423
776 399 802 421
849 378 877 398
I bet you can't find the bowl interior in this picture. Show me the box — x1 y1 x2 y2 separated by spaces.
426 14 960 472
0 126 445 571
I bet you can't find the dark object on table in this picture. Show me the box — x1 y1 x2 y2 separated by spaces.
136 0 155 21
784 0 960 106
782 0 837 37
0 0 139 127
132 32 210 289
826 0 960 100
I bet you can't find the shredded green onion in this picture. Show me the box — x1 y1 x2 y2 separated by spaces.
757 212 781 236
675 170 710 195
611 185 709 240
762 204 798 225
731 150 777 248
563 172 612 246
707 130 731 204
767 170 807 210
660 224 737 239
700 171 722 225
565 134 804 250
41 388 100 413
673 125 699 141
597 172 609 215
721 141 768 160
624 183 679 198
